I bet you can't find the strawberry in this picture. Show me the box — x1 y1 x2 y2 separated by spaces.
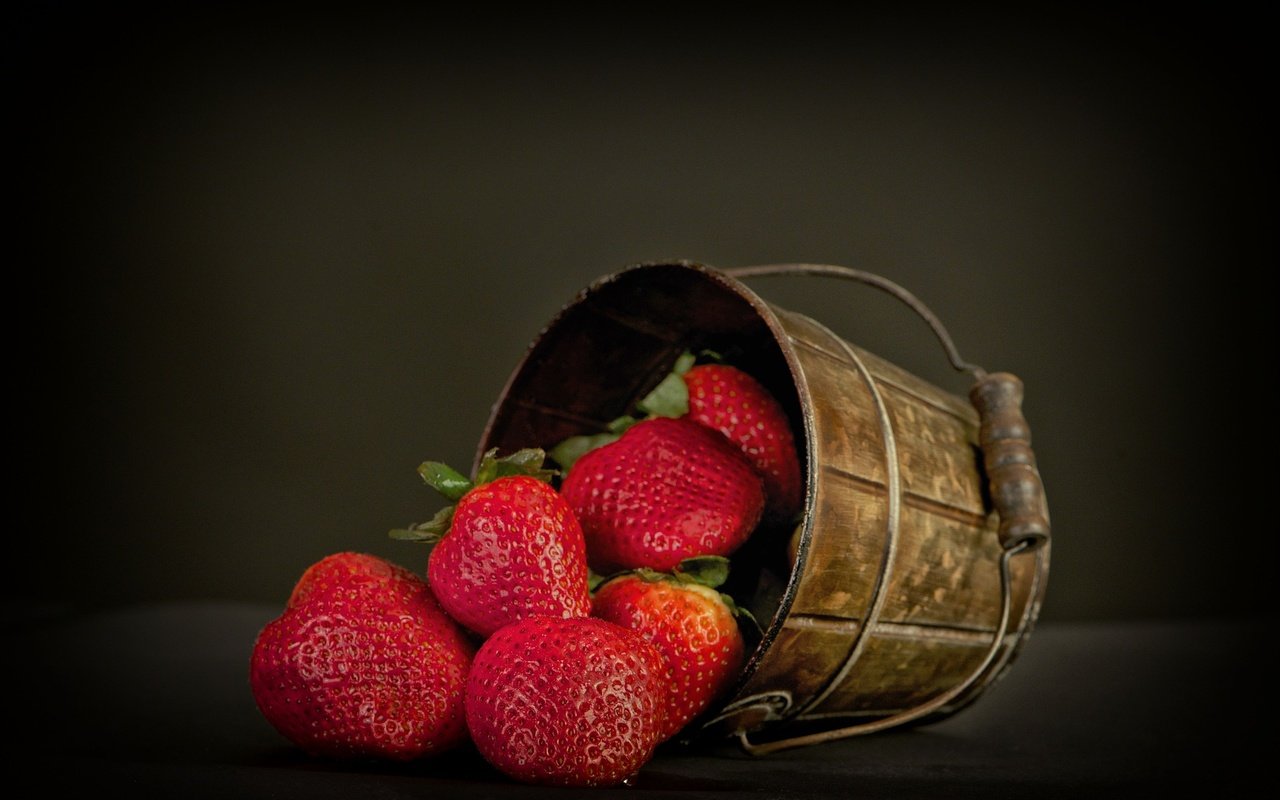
590 556 749 742
391 448 591 638
286 549 426 610
249 552 474 761
683 362 804 524
548 352 802 528
559 416 765 574
465 615 667 787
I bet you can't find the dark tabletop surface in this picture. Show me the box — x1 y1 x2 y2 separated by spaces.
10 601 1268 798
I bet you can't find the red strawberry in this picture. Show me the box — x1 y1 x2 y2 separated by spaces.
249 552 474 761
392 448 591 638
548 353 803 528
287 549 425 610
559 416 765 574
683 363 803 524
591 556 748 741
465 615 667 787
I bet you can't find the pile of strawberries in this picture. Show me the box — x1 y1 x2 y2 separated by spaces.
249 352 803 787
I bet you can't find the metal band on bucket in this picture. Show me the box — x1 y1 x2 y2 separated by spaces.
786 320 902 719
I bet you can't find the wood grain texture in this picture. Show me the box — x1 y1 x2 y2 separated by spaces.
970 372 1052 550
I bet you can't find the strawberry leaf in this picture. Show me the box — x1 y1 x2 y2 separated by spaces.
672 555 731 589
547 351 702 473
547 415 640 472
587 568 609 593
635 371 689 419
629 358 691 417
672 350 698 375
474 447 558 486
548 432 620 472
633 567 666 583
724 593 764 636
635 350 699 418
389 504 454 544
607 415 638 433
417 461 473 501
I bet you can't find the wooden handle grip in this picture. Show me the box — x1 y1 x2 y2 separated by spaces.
969 372 1050 551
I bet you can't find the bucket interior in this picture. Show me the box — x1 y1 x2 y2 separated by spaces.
477 261 807 629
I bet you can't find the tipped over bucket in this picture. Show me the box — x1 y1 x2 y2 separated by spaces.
476 260 1050 754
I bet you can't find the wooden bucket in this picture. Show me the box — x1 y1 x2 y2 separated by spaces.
476 260 1051 754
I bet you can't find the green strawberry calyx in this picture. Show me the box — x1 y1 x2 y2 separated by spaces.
546 414 637 475
634 350 697 419
548 350 705 472
667 554 731 589
598 555 760 631
389 447 557 545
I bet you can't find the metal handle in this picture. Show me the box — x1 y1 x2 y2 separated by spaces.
725 263 986 378
725 262 1051 554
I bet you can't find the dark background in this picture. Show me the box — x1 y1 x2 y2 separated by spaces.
13 5 1272 625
